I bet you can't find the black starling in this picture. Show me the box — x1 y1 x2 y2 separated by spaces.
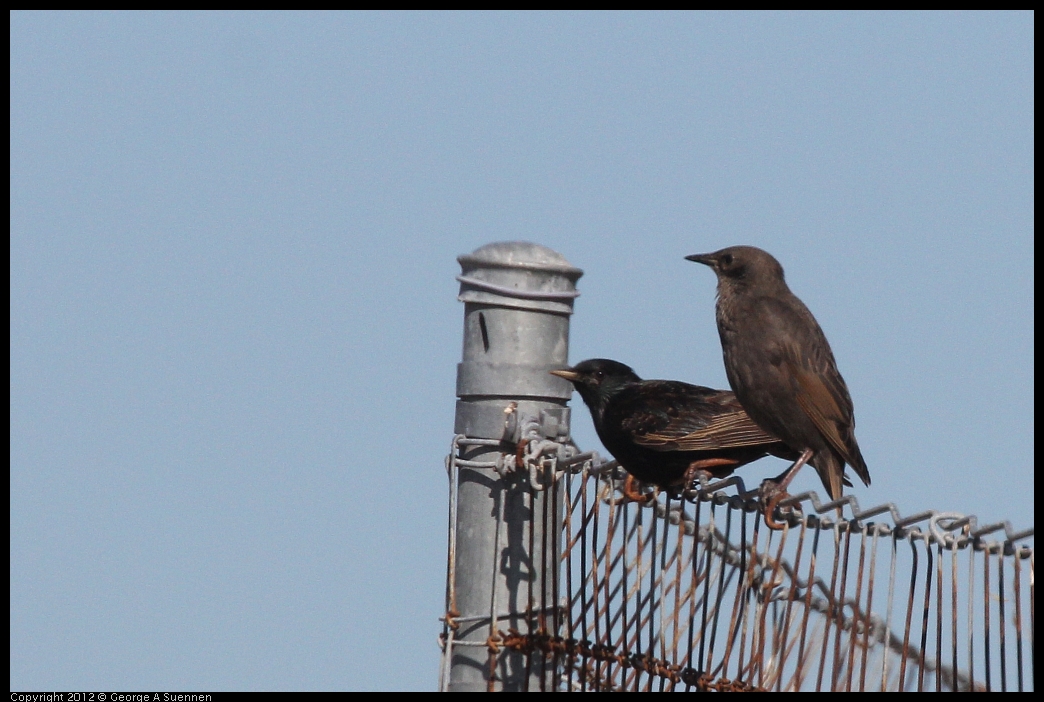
550 358 799 493
686 246 870 502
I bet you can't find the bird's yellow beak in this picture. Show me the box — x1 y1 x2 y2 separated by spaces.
549 368 580 382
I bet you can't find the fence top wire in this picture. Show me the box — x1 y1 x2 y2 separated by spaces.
449 433 1034 557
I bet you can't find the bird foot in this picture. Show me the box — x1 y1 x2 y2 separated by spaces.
622 474 656 503
677 467 716 496
759 479 797 530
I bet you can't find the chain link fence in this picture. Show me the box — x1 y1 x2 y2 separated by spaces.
440 437 1033 692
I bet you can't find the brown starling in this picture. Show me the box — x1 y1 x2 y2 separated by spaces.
550 358 800 493
686 246 870 502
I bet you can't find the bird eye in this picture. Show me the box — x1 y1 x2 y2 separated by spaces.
594 371 605 381
721 253 733 266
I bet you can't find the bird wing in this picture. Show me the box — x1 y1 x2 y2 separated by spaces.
649 409 785 452
608 381 783 452
784 351 871 488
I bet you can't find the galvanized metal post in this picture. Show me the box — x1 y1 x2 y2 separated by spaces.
442 242 582 692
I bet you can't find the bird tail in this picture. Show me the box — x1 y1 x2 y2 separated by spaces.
811 452 845 502
845 440 871 488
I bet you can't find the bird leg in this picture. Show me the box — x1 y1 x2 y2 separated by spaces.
622 474 655 503
762 448 813 529
680 467 713 493
688 457 740 475
673 457 742 497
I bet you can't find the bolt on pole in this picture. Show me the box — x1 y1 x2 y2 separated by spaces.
443 242 582 691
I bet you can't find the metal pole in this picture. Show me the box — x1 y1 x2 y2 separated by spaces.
443 242 582 691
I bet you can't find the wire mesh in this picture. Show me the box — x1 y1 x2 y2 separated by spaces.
440 436 1034 692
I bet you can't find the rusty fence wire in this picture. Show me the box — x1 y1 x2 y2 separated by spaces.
440 435 1034 692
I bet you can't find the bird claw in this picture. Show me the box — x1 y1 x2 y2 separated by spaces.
676 467 715 497
759 480 795 530
622 475 655 503
688 467 715 487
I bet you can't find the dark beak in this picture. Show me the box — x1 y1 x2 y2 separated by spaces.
685 253 715 266
549 368 581 382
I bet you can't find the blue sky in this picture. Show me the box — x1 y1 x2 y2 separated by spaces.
10 11 1033 691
